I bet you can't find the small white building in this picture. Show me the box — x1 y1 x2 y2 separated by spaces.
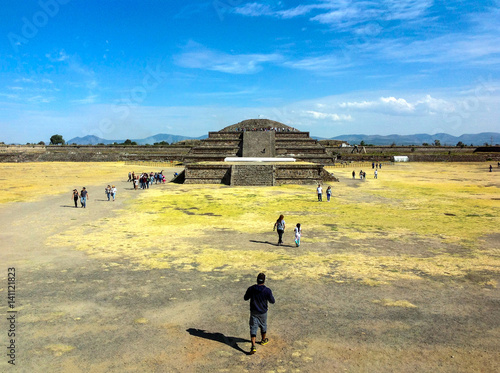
393 156 410 162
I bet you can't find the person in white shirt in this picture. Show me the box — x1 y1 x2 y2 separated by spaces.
294 223 302 247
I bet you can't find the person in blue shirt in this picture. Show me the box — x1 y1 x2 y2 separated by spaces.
244 273 275 355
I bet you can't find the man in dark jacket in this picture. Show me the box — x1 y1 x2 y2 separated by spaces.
244 273 275 354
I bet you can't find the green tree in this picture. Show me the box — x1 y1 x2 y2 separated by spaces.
50 134 65 145
38 141 45 145
434 139 441 146
359 140 366 146
456 141 465 148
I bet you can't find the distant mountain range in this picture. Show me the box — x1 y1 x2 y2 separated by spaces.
66 132 499 146
320 132 499 146
66 133 206 145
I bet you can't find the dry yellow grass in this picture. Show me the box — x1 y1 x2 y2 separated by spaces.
41 162 500 285
0 162 132 203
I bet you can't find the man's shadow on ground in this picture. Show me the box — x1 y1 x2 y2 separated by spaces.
250 240 293 247
186 328 250 355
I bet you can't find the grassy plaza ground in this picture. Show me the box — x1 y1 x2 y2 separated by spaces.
0 161 499 372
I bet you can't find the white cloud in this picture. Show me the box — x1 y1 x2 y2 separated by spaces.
415 95 455 114
379 96 415 113
13 77 54 85
174 42 283 74
45 50 69 62
304 110 352 121
234 0 434 29
0 92 20 100
283 55 348 73
277 4 322 19
71 95 98 105
233 3 274 17
15 78 35 83
234 2 326 19
27 95 54 104
364 32 500 66
311 7 365 28
338 95 455 115
338 100 375 109
383 0 434 21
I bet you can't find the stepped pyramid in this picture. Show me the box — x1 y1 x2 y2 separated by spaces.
178 119 338 186
183 119 335 164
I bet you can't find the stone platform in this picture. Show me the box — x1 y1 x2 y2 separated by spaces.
180 161 338 186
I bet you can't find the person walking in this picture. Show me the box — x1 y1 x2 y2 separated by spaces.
105 185 111 201
72 189 79 208
374 169 378 179
244 273 275 355
128 172 132 182
352 170 356 179
326 186 332 202
294 223 302 247
317 184 323 202
80 187 88 208
273 215 286 246
111 185 117 201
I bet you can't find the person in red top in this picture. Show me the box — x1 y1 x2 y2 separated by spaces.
244 273 275 355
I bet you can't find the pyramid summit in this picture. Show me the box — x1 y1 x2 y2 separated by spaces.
221 119 298 132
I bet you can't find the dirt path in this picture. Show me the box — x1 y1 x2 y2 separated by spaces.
0 176 135 266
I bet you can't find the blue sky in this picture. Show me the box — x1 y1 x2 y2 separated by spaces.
1 0 499 143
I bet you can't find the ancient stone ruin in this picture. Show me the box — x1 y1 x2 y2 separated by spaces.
179 119 338 186
183 119 334 164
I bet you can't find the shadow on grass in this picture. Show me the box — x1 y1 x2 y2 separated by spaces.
60 205 79 208
186 328 250 355
250 240 293 247
250 240 275 246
